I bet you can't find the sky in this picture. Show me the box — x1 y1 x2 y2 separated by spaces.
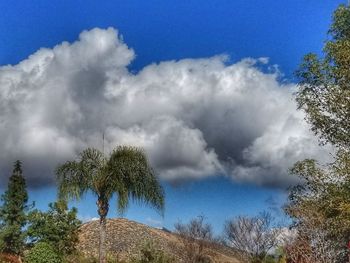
0 0 344 233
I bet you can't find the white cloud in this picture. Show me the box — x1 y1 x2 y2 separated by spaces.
79 215 99 223
0 27 330 188
145 217 163 229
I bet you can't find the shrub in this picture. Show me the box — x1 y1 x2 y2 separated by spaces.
63 253 126 263
24 242 61 263
63 253 97 263
0 253 21 263
132 241 173 263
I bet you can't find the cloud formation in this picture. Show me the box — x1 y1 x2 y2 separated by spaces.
0 28 330 188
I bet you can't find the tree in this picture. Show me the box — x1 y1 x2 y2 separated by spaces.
56 146 164 263
0 161 30 257
174 216 214 263
285 4 350 262
223 212 281 263
27 200 81 257
295 4 350 149
284 153 350 263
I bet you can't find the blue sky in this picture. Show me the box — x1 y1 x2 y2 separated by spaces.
0 0 343 233
0 0 343 76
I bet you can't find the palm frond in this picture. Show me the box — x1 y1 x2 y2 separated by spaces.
107 146 165 215
56 160 88 201
56 148 105 200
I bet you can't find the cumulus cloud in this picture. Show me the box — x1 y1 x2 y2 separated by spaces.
0 27 330 188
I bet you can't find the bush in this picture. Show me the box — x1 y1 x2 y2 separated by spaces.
24 242 61 263
0 253 21 263
63 253 126 263
63 253 97 263
132 241 173 263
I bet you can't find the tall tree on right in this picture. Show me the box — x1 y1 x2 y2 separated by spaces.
285 4 350 263
295 4 350 148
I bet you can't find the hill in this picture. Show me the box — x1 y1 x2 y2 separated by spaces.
77 218 240 263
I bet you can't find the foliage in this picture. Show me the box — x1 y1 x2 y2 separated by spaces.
24 242 61 263
285 152 350 262
27 200 81 256
287 4 350 262
223 212 281 263
63 254 122 263
131 241 173 263
0 161 30 256
0 253 22 263
175 216 214 263
56 146 164 263
63 253 98 263
295 4 350 149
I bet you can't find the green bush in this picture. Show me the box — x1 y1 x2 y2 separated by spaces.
24 242 61 263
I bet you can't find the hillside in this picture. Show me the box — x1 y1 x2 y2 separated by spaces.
77 218 240 263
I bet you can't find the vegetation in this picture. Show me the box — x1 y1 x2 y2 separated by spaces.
285 152 350 262
0 161 30 257
24 242 62 263
131 241 173 263
56 146 165 263
27 200 81 257
284 3 350 263
295 4 350 149
223 212 281 263
175 216 214 263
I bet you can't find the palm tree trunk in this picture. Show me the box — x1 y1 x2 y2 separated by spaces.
97 197 109 263
99 216 107 263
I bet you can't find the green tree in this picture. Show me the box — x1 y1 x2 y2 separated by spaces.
295 4 350 149
27 200 81 257
0 160 29 257
56 146 164 263
285 4 350 262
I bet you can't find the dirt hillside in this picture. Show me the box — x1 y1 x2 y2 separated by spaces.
78 218 240 263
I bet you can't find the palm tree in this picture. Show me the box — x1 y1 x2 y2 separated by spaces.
56 146 164 263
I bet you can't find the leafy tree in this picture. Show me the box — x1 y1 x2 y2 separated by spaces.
0 161 29 257
285 4 350 262
56 146 164 263
27 200 81 256
295 4 350 149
